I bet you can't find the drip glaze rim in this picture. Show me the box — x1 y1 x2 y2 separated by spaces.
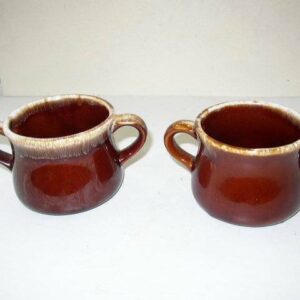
2 94 115 159
196 101 300 156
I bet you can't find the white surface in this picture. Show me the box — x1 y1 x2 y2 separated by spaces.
1 0 300 96
0 96 300 300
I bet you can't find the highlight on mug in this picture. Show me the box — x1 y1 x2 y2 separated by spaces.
0 95 147 214
164 101 300 227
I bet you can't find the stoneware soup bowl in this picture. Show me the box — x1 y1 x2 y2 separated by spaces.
0 95 147 214
164 101 300 226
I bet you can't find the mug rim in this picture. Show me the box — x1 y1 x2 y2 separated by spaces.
3 94 114 141
195 100 300 156
3 94 115 159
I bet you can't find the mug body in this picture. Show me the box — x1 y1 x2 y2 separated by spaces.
192 140 300 226
13 138 123 214
1 95 147 214
165 101 300 226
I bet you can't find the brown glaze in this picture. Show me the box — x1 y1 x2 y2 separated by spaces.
11 100 109 138
0 124 14 170
0 95 147 214
164 101 300 227
163 120 196 170
202 105 300 148
13 139 123 214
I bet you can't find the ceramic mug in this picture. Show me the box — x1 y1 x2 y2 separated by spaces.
0 95 147 214
164 101 300 226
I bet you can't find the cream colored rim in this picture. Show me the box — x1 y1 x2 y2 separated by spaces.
196 101 300 156
3 94 114 159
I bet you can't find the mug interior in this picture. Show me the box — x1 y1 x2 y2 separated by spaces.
201 103 300 149
10 97 110 138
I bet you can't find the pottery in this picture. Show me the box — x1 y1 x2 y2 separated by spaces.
164 101 300 226
0 95 147 214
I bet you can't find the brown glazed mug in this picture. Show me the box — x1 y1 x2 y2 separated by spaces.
164 101 300 226
0 95 147 214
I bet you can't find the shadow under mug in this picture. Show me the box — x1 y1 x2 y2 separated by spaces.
0 95 147 214
164 101 300 227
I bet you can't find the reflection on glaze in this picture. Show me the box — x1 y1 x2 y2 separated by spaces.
219 177 280 205
93 144 115 183
31 164 92 196
14 141 124 214
2 95 147 215
166 102 300 226
198 155 212 188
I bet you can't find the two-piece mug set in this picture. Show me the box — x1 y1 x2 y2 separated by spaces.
1 94 300 227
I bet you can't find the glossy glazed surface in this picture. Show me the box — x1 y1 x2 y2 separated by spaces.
11 100 109 138
164 102 300 226
0 95 147 214
13 140 123 214
192 146 300 226
202 105 300 148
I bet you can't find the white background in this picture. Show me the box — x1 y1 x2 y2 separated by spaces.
0 96 300 300
1 0 300 96
1 1 300 298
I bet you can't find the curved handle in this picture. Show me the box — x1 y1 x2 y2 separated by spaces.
164 120 197 171
111 114 147 164
0 122 14 170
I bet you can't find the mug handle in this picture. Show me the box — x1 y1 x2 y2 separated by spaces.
111 114 147 164
164 120 197 171
0 122 14 170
